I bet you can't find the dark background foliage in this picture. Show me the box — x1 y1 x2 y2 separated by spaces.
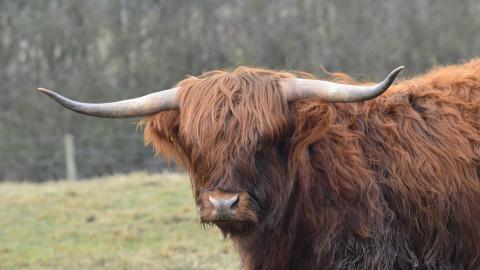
1 0 479 181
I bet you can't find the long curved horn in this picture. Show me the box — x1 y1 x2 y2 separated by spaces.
37 87 179 118
281 66 404 102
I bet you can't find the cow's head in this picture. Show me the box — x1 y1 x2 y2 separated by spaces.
38 66 402 236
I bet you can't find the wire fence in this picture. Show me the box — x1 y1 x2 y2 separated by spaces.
0 134 176 182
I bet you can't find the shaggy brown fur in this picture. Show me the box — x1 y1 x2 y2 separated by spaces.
141 59 480 270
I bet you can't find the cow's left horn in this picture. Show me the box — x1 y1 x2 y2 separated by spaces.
37 87 179 118
282 66 404 102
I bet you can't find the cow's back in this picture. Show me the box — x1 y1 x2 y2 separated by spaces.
358 59 480 268
302 59 480 269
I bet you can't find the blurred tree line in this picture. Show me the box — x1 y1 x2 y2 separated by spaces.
1 0 479 181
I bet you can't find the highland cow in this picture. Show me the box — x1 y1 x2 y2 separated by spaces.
39 59 480 269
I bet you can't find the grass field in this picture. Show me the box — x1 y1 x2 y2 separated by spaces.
0 173 239 270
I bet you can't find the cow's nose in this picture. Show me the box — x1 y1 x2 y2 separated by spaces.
208 194 239 212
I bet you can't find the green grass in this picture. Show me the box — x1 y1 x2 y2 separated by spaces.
0 172 240 269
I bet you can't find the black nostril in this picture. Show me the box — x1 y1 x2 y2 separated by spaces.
230 195 240 209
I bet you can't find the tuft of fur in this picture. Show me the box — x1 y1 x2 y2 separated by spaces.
142 60 480 270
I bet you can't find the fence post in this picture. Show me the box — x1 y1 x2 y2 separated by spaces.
64 134 77 180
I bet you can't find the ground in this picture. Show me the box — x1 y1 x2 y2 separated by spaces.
0 172 239 269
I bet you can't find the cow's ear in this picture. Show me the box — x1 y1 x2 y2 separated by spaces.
140 111 188 166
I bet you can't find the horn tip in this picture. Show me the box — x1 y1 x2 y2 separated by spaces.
387 66 405 82
37 87 50 93
393 66 405 73
393 66 405 72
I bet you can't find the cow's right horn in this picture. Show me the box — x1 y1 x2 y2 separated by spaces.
37 87 179 118
281 66 404 103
